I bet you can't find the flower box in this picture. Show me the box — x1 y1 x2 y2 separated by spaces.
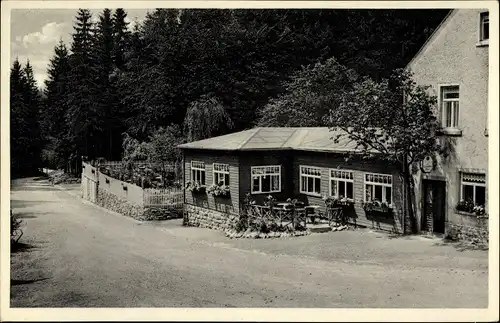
363 201 392 213
185 181 206 194
456 200 485 216
323 196 355 208
207 183 231 197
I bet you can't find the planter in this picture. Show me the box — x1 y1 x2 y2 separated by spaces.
189 186 206 194
363 203 392 214
213 192 231 198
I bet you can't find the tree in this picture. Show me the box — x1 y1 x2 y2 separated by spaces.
42 40 71 168
22 60 43 168
257 57 358 127
112 8 130 70
95 8 119 160
66 8 102 162
183 94 233 142
326 69 441 233
10 59 43 175
10 59 27 174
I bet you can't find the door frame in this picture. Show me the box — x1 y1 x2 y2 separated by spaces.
421 178 447 235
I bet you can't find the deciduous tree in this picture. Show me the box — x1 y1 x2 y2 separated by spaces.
326 69 441 233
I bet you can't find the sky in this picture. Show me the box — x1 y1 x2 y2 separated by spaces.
10 9 150 88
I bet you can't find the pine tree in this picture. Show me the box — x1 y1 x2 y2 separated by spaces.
94 8 117 160
112 8 131 70
23 60 42 168
10 59 43 175
42 40 71 168
66 8 102 162
10 59 27 175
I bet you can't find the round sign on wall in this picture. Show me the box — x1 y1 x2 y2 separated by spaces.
421 155 434 173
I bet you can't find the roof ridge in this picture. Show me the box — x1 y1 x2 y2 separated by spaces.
406 9 455 69
237 127 260 150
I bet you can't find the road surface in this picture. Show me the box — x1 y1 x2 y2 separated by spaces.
10 177 488 307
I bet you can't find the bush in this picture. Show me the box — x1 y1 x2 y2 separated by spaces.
10 210 23 246
235 218 248 232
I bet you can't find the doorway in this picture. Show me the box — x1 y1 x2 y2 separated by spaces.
422 180 446 234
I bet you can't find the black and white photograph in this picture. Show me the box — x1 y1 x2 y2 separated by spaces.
1 0 498 321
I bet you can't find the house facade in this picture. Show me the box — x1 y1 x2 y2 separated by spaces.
408 9 489 237
179 127 405 233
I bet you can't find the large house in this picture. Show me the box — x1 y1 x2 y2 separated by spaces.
408 9 489 236
178 9 490 238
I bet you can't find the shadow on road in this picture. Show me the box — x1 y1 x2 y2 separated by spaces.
433 241 488 252
11 200 54 208
15 212 38 219
11 242 39 253
11 186 61 192
11 278 50 286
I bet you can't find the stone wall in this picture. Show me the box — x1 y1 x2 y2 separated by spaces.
446 213 488 245
97 189 144 220
184 204 237 231
141 207 183 221
96 189 183 221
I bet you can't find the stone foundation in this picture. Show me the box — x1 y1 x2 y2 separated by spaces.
97 189 144 220
184 204 237 231
446 213 488 246
141 207 183 221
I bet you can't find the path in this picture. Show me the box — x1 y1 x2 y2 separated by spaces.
10 177 488 307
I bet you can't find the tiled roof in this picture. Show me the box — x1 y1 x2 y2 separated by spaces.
178 127 380 154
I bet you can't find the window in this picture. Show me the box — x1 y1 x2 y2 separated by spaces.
213 163 230 185
441 86 460 129
191 161 206 185
461 173 486 206
364 173 393 205
251 165 281 194
300 166 322 196
480 12 489 41
330 169 354 199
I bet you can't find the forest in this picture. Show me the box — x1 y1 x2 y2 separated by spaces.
10 8 450 176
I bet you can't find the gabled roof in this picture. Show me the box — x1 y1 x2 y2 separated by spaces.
178 127 381 154
406 9 455 70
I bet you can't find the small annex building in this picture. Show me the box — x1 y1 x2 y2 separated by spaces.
178 127 406 233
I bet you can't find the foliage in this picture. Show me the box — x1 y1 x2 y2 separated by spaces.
10 210 24 246
15 8 449 175
65 9 103 161
207 182 231 197
146 125 185 164
325 69 441 232
363 200 392 213
10 59 43 176
185 181 206 193
42 40 72 169
456 199 486 216
257 57 358 127
183 94 234 142
322 195 355 208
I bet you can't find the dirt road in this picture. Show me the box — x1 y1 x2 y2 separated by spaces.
10 177 488 307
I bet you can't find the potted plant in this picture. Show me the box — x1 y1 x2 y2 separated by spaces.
363 200 392 213
207 182 231 197
185 180 206 194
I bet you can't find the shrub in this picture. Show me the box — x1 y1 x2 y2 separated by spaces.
10 210 23 246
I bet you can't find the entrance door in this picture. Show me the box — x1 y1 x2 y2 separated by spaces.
422 180 446 234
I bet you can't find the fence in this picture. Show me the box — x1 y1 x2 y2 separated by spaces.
99 160 178 173
143 188 183 208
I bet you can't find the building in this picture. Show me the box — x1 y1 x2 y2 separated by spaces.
178 127 406 233
407 9 489 237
